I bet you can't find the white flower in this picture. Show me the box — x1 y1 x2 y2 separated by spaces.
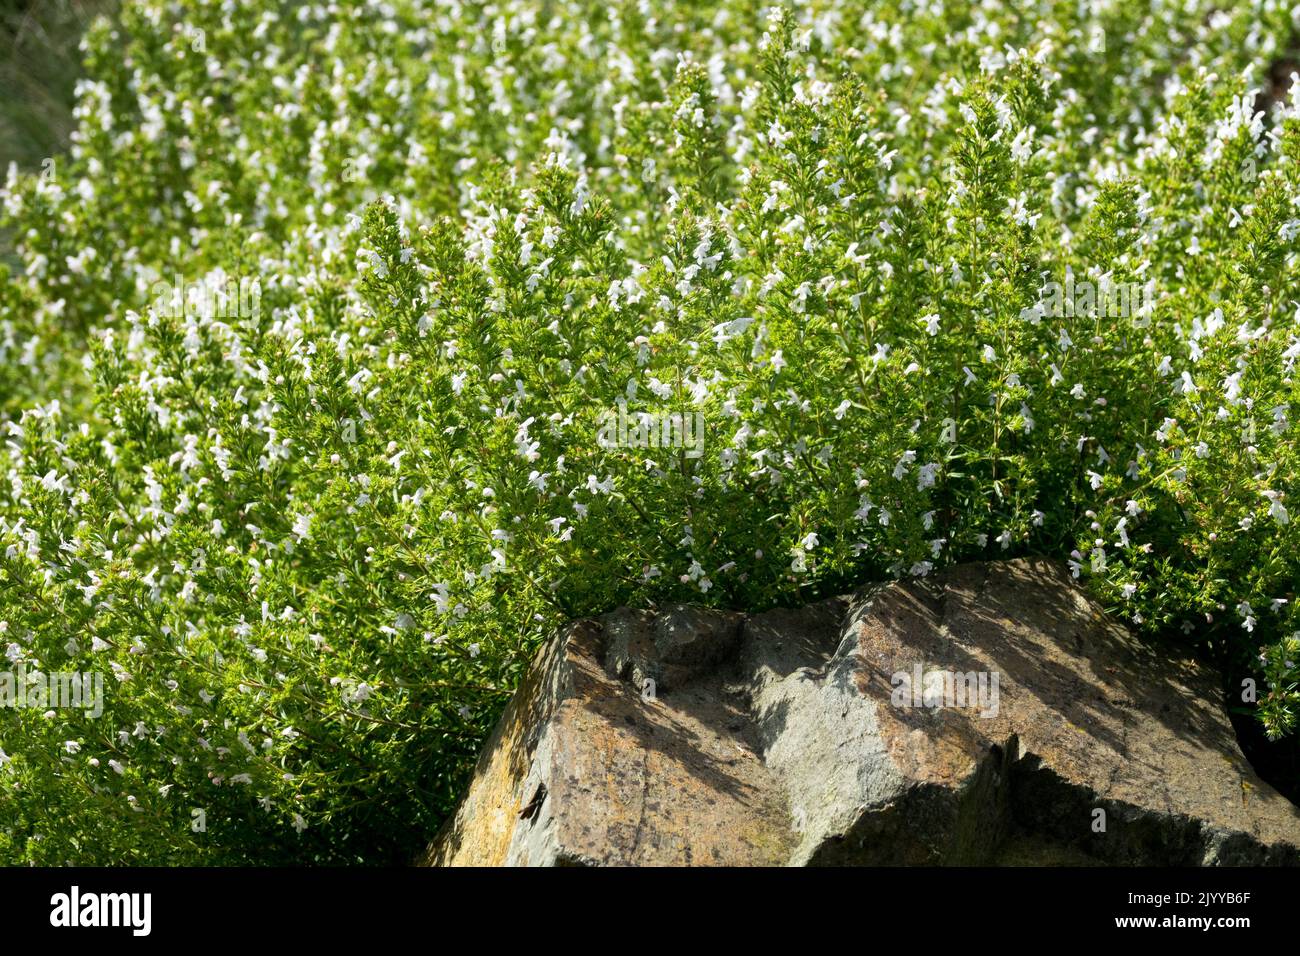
1263 490 1289 526
710 316 755 347
916 462 939 490
893 450 916 480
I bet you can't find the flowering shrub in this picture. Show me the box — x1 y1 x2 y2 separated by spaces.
1 0 1299 864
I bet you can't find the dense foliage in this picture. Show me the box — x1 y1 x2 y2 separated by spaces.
1 0 1299 863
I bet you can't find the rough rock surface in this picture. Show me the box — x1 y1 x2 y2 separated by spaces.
423 558 1300 866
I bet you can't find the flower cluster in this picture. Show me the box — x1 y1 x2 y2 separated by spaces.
1 0 1299 863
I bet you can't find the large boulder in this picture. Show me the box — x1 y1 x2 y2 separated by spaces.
423 558 1300 866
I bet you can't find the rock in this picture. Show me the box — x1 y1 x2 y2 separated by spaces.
603 604 744 694
423 558 1300 866
422 614 793 866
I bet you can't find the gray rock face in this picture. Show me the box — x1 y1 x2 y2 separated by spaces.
423 558 1300 866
